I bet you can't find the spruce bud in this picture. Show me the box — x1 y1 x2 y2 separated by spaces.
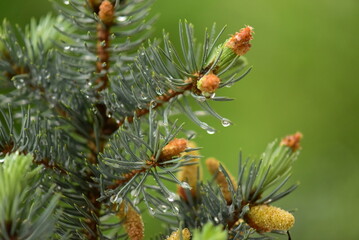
117 202 144 240
280 132 303 152
226 26 254 56
160 138 188 161
245 205 295 232
99 0 115 25
208 26 254 73
206 157 237 204
197 73 221 97
177 141 202 200
166 228 191 240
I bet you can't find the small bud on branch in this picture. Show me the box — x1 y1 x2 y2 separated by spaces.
177 141 202 200
159 138 188 161
245 205 295 232
206 157 237 204
280 132 303 152
117 202 144 240
197 73 221 97
99 0 115 26
226 26 254 56
166 228 191 240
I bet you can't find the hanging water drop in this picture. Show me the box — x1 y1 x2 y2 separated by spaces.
117 16 127 22
17 50 23 59
131 188 140 197
110 195 123 204
150 101 157 108
133 197 140 205
167 192 176 202
140 92 148 100
172 206 179 214
148 207 155 216
64 46 71 51
13 78 25 89
206 128 216 135
64 0 70 5
155 87 164 95
180 182 192 190
221 119 232 127
159 205 168 213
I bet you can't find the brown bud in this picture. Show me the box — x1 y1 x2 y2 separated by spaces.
99 0 115 25
166 228 191 240
177 141 202 200
280 132 303 152
245 205 295 232
205 157 237 204
197 73 221 97
117 202 144 240
226 26 254 56
159 138 188 161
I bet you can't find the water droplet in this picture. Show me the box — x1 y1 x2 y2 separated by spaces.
110 195 123 204
133 197 140 205
117 16 127 22
172 206 179 214
167 192 176 202
214 217 219 223
0 158 5 163
148 207 155 215
180 182 192 190
104 108 112 117
221 119 232 127
150 101 157 108
159 205 168 213
140 92 148 100
131 189 140 197
17 50 23 58
206 128 216 135
64 0 70 5
13 78 25 89
155 87 164 95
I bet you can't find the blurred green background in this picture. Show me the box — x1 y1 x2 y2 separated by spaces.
1 0 358 239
